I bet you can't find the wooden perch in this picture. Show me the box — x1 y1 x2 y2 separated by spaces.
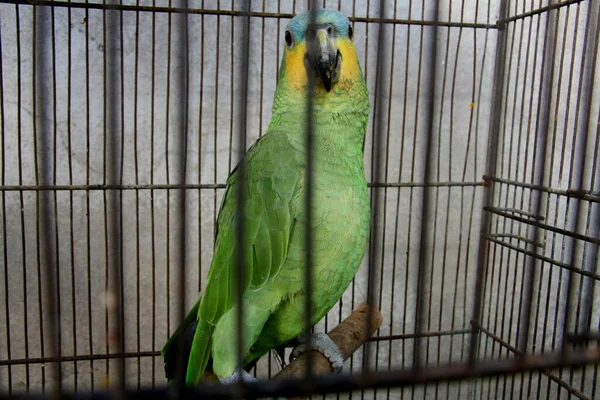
272 303 382 399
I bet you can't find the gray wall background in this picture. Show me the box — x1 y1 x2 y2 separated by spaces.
1 0 599 398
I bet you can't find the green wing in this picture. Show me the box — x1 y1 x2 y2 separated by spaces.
185 132 302 384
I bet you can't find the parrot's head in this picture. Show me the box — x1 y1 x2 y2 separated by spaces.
278 9 366 97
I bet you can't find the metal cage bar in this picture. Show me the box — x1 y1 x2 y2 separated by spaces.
0 0 599 399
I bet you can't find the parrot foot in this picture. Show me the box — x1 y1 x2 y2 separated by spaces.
219 368 287 400
290 332 344 373
218 367 256 385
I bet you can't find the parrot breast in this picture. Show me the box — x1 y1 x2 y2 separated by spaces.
248 113 371 355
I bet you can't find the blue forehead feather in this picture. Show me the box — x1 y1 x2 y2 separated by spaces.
286 9 351 43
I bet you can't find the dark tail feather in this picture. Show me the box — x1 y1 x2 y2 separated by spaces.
162 297 202 382
163 319 198 381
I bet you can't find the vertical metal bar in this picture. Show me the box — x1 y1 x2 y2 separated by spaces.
133 0 141 389
227 3 235 173
117 7 126 383
539 3 580 395
413 0 439 370
467 23 494 377
348 4 357 391
353 3 366 393
506 9 531 380
488 4 516 395
528 2 562 397
194 2 205 382
212 2 220 244
496 10 525 395
364 0 387 375
512 3 547 395
304 0 317 379
84 0 93 390
428 1 451 383
31 8 48 391
150 0 157 387
15 3 32 392
66 4 78 391
258 1 265 139
518 0 557 357
34 2 62 396
383 4 399 398
562 0 600 350
235 0 251 388
175 0 189 392
450 1 482 395
403 1 424 394
531 0 562 395
0 12 12 396
165 0 173 366
399 0 415 386
469 0 509 366
362 21 372 390
258 3 268 378
105 0 125 390
197 0 205 295
349 8 358 378
376 51 394 397
102 0 109 385
49 6 63 390
274 1 281 87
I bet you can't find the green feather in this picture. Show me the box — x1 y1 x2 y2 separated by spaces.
185 318 213 385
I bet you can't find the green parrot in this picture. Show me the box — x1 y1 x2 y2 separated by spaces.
162 8 370 385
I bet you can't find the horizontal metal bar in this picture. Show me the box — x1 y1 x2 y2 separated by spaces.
0 330 471 366
0 351 160 367
485 206 600 246
473 321 593 400
0 0 497 29
0 181 484 192
486 236 600 281
485 176 600 204
488 233 544 248
371 181 484 188
367 329 471 342
0 183 227 191
486 207 545 220
350 16 496 29
498 0 585 27
2 348 599 399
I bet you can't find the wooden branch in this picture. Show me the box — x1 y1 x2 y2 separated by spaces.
273 303 383 399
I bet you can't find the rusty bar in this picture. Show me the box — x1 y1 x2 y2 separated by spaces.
2 348 599 399
0 0 498 28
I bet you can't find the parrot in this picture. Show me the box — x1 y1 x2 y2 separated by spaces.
162 8 371 386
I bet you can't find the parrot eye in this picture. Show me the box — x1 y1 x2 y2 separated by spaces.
285 30 293 48
348 24 353 40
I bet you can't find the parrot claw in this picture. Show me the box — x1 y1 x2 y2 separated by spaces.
290 332 344 373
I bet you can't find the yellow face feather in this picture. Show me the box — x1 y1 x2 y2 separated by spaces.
284 41 308 92
336 38 361 87
283 37 361 95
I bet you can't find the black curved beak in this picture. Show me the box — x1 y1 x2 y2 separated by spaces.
305 24 341 92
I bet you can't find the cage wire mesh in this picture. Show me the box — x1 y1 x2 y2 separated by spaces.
0 0 599 399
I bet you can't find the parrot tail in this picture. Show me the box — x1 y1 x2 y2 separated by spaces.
161 296 202 382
